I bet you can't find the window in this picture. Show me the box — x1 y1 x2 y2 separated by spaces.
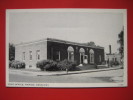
67 46 74 61
89 49 94 64
29 51 32 60
36 50 40 60
99 55 101 62
22 52 25 60
55 51 60 61
79 48 85 64
68 52 74 61
90 53 94 63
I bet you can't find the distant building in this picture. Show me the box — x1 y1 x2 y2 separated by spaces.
15 38 105 69
106 45 121 65
106 53 121 64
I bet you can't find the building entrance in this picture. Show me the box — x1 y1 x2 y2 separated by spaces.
81 55 84 64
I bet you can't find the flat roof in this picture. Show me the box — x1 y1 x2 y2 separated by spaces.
47 38 104 49
15 38 104 49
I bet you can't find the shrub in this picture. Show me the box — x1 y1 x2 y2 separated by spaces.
109 60 120 67
10 60 25 69
37 59 78 71
57 59 77 71
36 59 59 71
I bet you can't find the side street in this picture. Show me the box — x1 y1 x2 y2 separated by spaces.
9 66 123 83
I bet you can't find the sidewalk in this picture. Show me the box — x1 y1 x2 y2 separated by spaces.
9 66 122 76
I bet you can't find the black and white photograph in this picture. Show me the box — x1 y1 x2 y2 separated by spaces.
6 9 127 87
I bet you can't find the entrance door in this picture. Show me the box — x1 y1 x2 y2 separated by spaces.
84 55 88 64
81 55 84 64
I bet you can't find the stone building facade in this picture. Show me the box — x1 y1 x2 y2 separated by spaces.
15 38 105 69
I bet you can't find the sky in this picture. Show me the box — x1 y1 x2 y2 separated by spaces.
8 10 124 53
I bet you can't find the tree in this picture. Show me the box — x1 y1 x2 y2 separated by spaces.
9 43 15 61
118 28 124 58
87 41 96 46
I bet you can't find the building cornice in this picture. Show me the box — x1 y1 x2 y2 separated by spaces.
15 38 104 49
47 38 104 49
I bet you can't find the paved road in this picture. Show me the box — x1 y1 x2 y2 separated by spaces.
9 69 123 83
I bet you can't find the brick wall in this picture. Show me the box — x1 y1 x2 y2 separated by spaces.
15 39 105 69
47 41 104 65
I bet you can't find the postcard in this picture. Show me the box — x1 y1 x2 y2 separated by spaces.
6 9 127 87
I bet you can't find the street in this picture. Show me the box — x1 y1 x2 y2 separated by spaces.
9 69 123 83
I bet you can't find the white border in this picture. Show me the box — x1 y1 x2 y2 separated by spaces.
6 9 127 88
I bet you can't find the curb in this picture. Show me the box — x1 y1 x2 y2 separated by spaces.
9 66 122 76
38 66 122 76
